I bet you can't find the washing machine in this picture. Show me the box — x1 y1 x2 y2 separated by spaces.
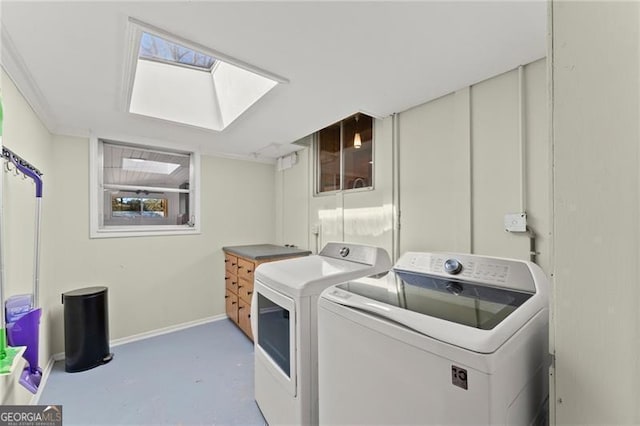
318 252 549 425
251 242 391 425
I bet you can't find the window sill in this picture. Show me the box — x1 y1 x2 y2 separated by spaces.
314 185 375 197
90 226 201 239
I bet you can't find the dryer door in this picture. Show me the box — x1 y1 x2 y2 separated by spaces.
254 280 297 396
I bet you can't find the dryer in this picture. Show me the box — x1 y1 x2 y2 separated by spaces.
318 252 550 425
251 242 391 425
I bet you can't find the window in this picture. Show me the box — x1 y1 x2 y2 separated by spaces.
316 113 374 194
125 19 286 131
138 32 216 70
90 138 200 238
112 197 168 218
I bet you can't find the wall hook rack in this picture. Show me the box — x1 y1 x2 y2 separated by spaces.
1 147 43 177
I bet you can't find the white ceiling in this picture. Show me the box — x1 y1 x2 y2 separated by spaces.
0 1 546 161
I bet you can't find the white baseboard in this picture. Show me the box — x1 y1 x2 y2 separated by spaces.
52 314 228 362
110 314 227 348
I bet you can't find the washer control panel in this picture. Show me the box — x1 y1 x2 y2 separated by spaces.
393 252 537 294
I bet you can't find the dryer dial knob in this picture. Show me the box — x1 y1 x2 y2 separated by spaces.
444 258 463 275
339 247 350 257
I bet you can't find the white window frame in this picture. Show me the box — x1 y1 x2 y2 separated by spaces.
89 136 201 238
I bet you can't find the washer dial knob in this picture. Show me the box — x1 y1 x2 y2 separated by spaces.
446 282 463 295
339 247 350 257
444 258 463 275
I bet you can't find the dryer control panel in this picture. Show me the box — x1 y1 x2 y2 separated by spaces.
320 242 390 266
394 252 536 294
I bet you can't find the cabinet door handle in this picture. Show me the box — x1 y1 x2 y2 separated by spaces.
238 265 243 269
224 259 229 263
239 306 245 310
232 281 237 285
238 285 244 289
225 276 229 280
248 314 251 318
232 301 237 305
231 263 236 266
225 295 229 299
248 291 253 295
246 269 253 273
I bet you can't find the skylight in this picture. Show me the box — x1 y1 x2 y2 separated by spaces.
125 19 287 131
139 32 216 70
122 158 180 175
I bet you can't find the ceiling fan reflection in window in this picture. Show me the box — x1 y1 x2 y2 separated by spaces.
120 189 164 196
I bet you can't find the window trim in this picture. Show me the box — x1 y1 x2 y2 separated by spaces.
89 136 201 238
313 116 375 197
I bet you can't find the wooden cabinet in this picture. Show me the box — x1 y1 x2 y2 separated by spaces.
225 289 238 324
222 245 311 341
224 253 256 339
237 298 252 339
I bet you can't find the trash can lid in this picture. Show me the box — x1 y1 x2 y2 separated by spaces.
63 286 108 298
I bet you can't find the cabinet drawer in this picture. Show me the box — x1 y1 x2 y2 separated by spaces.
225 290 238 324
224 253 238 275
238 298 253 340
225 274 238 293
237 258 255 282
238 278 254 303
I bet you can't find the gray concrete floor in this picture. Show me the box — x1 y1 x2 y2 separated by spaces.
39 319 265 425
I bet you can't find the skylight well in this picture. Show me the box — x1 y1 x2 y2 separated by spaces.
126 20 285 131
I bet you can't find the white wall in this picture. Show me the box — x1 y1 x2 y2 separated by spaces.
399 88 472 254
277 59 549 274
551 1 639 423
343 118 394 254
400 60 550 273
275 140 311 250
280 117 395 257
1 70 54 404
45 136 276 355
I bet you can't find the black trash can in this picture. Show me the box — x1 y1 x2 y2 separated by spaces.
62 286 113 372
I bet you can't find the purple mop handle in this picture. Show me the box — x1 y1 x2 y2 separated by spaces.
10 154 42 197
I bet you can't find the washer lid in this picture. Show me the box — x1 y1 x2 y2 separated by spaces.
323 271 547 354
340 271 532 330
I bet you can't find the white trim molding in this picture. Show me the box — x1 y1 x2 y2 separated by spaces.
110 314 226 348
0 25 58 133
